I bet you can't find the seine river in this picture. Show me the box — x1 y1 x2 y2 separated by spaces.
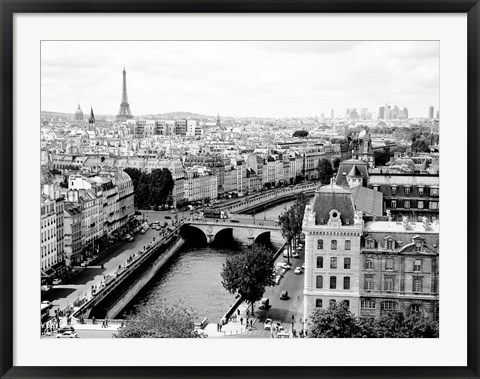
119 200 294 323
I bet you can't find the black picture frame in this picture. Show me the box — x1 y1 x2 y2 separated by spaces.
1 1 479 378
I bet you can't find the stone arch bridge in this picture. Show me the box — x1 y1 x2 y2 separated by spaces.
182 218 283 246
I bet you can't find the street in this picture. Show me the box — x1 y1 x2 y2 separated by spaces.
42 210 185 317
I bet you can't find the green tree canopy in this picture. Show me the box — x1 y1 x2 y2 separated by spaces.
221 244 276 314
114 300 202 338
411 140 430 153
374 150 391 166
292 130 309 138
308 303 439 338
332 158 341 171
317 158 334 185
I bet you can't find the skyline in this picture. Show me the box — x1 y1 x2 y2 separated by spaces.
41 41 439 118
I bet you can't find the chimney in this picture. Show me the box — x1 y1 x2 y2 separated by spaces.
386 209 392 222
422 216 430 231
402 216 410 230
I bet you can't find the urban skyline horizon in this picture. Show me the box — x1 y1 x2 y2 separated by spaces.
41 41 439 119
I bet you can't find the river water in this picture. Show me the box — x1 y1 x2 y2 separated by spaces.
119 200 295 323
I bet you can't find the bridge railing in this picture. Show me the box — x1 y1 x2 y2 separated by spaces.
225 182 319 213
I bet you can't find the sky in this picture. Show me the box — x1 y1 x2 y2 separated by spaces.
41 41 439 118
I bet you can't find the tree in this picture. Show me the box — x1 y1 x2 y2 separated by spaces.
332 158 341 171
292 130 309 138
317 159 334 185
148 168 174 209
124 168 143 208
114 300 202 338
374 150 391 166
309 302 359 338
374 311 439 338
221 244 276 314
411 140 430 153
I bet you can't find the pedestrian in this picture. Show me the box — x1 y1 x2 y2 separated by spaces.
92 316 95 325
240 317 243 325
217 323 220 332
250 319 253 327
219 323 222 332
105 318 109 327
246 310 249 317
237 309 240 316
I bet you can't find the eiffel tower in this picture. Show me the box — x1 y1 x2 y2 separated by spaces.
116 66 133 120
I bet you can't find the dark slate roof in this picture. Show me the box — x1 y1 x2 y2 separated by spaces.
311 184 356 225
350 186 383 217
347 165 363 178
336 159 369 186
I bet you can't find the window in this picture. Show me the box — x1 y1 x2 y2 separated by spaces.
410 304 422 314
316 299 323 308
430 188 439 196
386 240 395 250
330 276 337 289
329 299 336 307
418 187 424 196
430 201 438 210
316 256 324 268
386 258 394 270
345 240 351 250
344 257 351 269
413 277 422 292
391 200 397 208
366 239 375 249
391 186 397 195
365 258 373 270
343 300 350 309
330 257 337 269
317 239 323 250
413 259 421 272
382 301 397 310
418 201 424 209
364 276 373 290
405 187 411 195
331 240 337 250
344 277 351 290
361 299 375 309
404 200 410 209
385 277 394 291
316 275 323 289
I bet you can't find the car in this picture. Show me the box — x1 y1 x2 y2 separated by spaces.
302 262 306 269
292 253 300 258
171 209 177 213
156 226 161 231
128 236 135 242
41 300 52 307
140 229 146 234
263 318 273 330
294 267 302 274
258 297 270 310
57 326 75 334
280 290 289 300
41 285 51 292
275 275 281 285
277 330 290 338
229 219 240 223
165 216 171 219
56 331 78 338
52 278 62 285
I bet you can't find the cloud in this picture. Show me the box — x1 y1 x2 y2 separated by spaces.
41 41 439 118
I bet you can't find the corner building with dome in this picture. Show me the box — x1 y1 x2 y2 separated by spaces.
302 183 439 329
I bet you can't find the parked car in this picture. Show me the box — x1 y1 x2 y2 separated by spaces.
229 219 240 223
294 267 302 275
57 326 75 334
292 252 300 258
56 331 78 338
165 216 171 219
258 297 270 310
264 318 273 330
302 262 306 269
280 290 289 300
128 236 135 242
140 229 146 234
52 278 62 285
41 300 52 308
275 275 281 285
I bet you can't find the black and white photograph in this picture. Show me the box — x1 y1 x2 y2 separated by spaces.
40 40 440 339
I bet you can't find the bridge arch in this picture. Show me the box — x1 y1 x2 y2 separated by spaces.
254 231 271 245
179 224 207 244
213 227 234 244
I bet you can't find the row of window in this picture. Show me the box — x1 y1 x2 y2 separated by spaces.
316 275 351 290
364 258 422 271
316 256 351 269
315 299 349 309
364 276 423 292
377 186 439 197
317 239 351 250
389 200 438 210
361 299 424 313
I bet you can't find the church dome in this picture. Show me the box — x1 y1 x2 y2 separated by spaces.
74 104 84 121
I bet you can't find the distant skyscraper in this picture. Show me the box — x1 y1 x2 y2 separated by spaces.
378 106 385 120
429 106 434 119
435 110 440 119
116 66 134 121
361 108 368 120
384 104 391 120
403 107 409 119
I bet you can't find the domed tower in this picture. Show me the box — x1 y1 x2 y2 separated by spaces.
74 103 84 122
